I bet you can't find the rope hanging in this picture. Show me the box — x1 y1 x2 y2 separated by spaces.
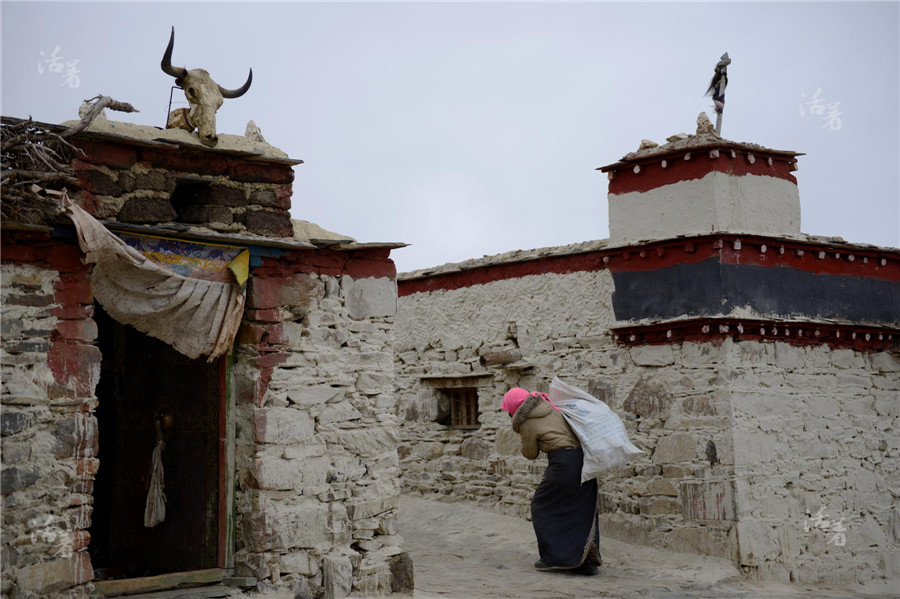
144 418 167 528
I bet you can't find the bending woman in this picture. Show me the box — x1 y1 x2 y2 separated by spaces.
501 387 601 576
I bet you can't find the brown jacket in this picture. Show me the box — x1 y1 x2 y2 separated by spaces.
511 394 579 459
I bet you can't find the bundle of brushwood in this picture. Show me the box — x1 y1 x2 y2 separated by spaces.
1 117 80 224
1 95 137 224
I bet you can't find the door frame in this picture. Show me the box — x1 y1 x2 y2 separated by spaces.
219 351 235 570
91 347 235 596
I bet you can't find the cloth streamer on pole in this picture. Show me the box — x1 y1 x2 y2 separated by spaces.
706 52 731 136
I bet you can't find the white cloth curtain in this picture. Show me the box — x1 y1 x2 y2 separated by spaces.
67 202 244 361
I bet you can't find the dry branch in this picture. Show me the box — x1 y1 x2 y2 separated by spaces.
2 119 77 223
61 95 139 138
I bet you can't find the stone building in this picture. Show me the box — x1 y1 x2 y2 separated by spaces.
394 119 900 584
1 117 410 598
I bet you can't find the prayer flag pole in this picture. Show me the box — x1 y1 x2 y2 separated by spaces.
706 52 731 135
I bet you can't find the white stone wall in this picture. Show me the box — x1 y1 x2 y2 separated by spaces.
1 243 408 598
395 270 617 514
1 260 97 599
395 268 899 584
608 172 801 245
395 270 616 367
726 341 900 584
234 270 409 597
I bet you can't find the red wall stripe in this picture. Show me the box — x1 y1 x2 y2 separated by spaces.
398 235 900 296
718 239 900 281
607 152 797 196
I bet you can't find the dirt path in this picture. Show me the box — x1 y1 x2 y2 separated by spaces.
398 495 894 599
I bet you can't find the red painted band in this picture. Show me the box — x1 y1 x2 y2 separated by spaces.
718 237 900 282
608 153 797 196
399 235 899 296
253 248 396 280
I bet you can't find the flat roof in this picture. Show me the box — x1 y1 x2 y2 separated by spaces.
2 115 303 166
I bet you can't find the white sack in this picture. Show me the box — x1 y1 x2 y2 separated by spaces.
549 377 643 482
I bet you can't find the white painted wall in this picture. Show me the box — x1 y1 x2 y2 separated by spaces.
608 172 802 246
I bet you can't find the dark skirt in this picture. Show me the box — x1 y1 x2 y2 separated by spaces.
531 447 601 568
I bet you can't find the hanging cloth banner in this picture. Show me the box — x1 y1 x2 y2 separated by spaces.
117 232 249 285
66 202 245 361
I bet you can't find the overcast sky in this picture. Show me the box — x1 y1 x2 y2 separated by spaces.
3 2 898 273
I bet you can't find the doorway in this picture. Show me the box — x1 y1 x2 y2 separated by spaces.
90 304 223 582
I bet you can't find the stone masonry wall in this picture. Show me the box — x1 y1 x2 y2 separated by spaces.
395 269 617 517
71 138 294 238
3 130 412 597
395 271 737 550
232 248 412 597
1 235 411 598
725 341 899 584
2 232 100 599
395 267 899 584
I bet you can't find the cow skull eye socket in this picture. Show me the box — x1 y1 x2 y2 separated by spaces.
188 87 196 98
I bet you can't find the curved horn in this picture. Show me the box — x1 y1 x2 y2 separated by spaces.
161 26 188 80
219 69 253 99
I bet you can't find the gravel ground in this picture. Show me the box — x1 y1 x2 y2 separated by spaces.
398 495 896 599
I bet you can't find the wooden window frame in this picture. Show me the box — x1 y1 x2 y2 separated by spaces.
442 387 480 430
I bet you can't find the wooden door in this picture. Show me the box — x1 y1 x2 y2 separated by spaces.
91 308 219 576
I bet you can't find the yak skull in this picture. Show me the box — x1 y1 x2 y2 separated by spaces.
161 27 252 147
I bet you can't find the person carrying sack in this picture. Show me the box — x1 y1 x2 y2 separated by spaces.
501 387 602 576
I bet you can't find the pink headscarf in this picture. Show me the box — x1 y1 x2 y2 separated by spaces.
501 387 559 415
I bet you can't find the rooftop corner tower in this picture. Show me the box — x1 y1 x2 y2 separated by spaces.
599 114 803 246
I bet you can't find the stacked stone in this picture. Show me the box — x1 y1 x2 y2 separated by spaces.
230 248 411 597
590 342 737 563
1 232 98 598
394 270 618 518
394 275 737 538
72 138 294 238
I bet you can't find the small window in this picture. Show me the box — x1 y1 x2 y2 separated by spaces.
437 387 480 429
421 374 491 429
170 179 212 223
